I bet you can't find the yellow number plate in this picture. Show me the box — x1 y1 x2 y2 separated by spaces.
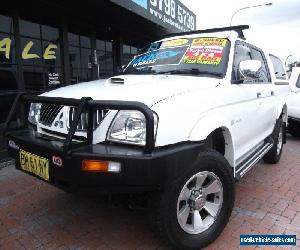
20 149 49 181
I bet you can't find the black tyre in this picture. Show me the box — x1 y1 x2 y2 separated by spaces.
263 118 284 164
150 151 235 250
288 120 300 138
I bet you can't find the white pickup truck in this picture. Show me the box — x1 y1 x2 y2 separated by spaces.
5 25 290 249
287 67 300 137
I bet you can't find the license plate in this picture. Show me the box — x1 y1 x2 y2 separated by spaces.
19 149 49 181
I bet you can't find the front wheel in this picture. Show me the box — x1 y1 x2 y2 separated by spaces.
150 151 235 250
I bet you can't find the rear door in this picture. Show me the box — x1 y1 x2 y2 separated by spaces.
250 47 276 138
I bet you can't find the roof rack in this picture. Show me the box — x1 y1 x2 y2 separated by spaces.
163 25 250 40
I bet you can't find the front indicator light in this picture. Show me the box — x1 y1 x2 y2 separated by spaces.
82 160 121 173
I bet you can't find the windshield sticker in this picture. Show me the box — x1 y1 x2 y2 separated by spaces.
128 46 189 69
191 38 227 47
183 38 227 66
162 39 189 48
183 48 224 65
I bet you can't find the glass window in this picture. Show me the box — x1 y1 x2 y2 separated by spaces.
81 48 91 67
20 19 63 90
96 40 105 50
106 41 112 52
45 67 62 88
0 33 16 64
23 65 45 90
124 37 231 78
81 68 92 82
131 47 138 55
68 33 79 46
42 25 59 42
80 36 91 48
69 46 81 68
251 48 270 82
97 50 106 75
43 41 60 66
105 52 113 75
123 45 130 54
122 44 139 67
0 66 18 90
21 37 43 65
20 20 40 38
0 15 13 33
68 33 93 83
70 68 80 84
270 54 287 80
0 15 16 124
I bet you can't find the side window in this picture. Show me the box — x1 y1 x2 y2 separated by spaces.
296 75 300 88
251 48 271 83
270 54 287 80
232 43 251 81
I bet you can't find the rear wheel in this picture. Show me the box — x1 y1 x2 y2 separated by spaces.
150 151 235 250
264 118 284 164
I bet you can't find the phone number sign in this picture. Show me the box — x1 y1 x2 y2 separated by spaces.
110 0 196 32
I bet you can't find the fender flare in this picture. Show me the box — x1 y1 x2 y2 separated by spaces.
276 102 288 123
188 113 235 167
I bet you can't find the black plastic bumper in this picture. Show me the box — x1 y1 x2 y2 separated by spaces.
6 129 204 194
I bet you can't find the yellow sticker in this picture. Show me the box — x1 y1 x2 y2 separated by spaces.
191 38 227 47
162 38 189 47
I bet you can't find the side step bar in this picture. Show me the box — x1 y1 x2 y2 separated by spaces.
235 139 274 179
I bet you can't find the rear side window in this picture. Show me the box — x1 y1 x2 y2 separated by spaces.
270 54 287 80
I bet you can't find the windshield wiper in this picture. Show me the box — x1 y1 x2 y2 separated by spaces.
154 69 223 77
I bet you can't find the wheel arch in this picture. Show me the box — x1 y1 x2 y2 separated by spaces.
188 116 235 167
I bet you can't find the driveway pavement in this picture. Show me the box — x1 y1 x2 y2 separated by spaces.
0 136 299 249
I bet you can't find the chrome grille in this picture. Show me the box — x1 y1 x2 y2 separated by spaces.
69 107 109 131
39 104 63 126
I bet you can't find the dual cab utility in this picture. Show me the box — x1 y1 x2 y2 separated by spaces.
5 25 289 249
287 67 300 137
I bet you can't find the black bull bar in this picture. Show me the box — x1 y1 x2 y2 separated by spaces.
4 94 155 154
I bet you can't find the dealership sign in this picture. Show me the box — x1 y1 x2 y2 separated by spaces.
110 0 196 32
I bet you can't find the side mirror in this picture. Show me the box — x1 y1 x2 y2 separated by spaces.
239 60 262 81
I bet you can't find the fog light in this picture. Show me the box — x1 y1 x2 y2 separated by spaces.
82 160 121 173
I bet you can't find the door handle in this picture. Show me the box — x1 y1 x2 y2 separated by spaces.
271 91 274 96
257 92 262 98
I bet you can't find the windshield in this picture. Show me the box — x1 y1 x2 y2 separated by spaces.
123 37 231 77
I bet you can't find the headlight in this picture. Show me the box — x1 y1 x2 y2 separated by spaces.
107 110 158 146
28 103 41 125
